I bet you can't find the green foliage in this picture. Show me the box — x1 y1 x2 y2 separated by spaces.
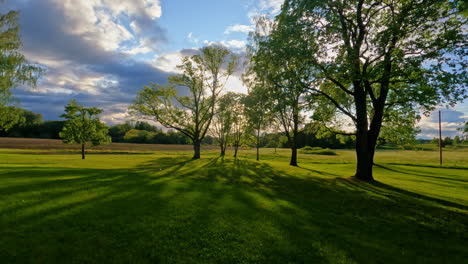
130 45 238 158
0 105 25 132
299 146 337 155
210 92 237 155
108 122 134 142
266 0 468 179
123 129 155 144
0 10 42 107
59 100 110 146
0 107 41 135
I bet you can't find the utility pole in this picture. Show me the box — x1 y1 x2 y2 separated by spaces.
438 110 442 166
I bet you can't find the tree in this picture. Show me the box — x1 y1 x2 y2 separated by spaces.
458 121 468 140
130 45 238 159
0 107 42 137
0 10 42 130
243 63 274 161
230 93 247 158
59 100 111 159
271 0 467 180
248 17 312 166
108 122 134 142
210 93 235 156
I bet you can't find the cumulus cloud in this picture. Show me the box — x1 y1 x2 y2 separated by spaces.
2 0 170 121
224 24 254 35
417 109 466 139
203 40 247 50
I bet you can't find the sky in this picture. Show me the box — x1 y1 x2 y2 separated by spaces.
2 0 466 139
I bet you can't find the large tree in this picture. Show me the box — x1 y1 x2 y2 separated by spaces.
0 10 42 130
130 45 238 159
59 100 111 159
270 0 467 180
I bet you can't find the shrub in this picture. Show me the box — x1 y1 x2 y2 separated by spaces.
299 146 337 155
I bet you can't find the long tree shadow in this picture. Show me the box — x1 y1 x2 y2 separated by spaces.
375 164 468 183
0 156 467 263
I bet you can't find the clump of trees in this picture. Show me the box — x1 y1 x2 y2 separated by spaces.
130 45 239 159
247 0 467 180
59 100 111 159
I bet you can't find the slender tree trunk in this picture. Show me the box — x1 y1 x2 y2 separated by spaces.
219 141 225 156
289 109 299 166
256 129 260 161
81 143 85 160
234 144 239 159
193 140 201 159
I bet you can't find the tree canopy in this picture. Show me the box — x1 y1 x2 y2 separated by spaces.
0 10 42 130
59 100 111 159
259 0 468 180
130 44 238 159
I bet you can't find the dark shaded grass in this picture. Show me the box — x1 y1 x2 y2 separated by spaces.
0 157 467 263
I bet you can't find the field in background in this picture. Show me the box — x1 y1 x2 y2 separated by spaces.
1 138 467 263
0 137 217 153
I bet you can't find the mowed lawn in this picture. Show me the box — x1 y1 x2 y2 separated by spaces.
0 144 467 263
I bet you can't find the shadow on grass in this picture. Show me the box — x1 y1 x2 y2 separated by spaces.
0 157 467 263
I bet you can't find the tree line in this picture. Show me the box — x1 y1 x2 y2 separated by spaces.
1 1 467 179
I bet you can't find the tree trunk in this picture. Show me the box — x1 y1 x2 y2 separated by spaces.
220 142 225 157
289 147 297 166
233 144 239 159
353 82 374 181
193 140 201 159
81 143 85 160
289 108 299 166
354 131 373 181
256 132 260 161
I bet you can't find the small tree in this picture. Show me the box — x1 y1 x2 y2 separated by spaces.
130 45 238 159
230 93 248 159
243 72 273 161
211 93 236 156
59 100 111 159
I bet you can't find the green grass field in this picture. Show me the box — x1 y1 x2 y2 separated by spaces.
1 143 467 263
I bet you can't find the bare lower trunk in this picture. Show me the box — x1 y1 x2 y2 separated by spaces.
289 147 297 166
256 132 260 161
81 143 85 160
354 132 374 181
219 143 225 156
233 144 239 159
193 141 201 159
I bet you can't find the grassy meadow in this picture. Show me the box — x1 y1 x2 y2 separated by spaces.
0 140 467 263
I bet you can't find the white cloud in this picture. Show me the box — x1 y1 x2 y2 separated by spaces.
224 24 254 34
49 0 163 53
153 52 184 73
258 0 284 14
187 32 200 44
203 40 246 50
417 109 466 139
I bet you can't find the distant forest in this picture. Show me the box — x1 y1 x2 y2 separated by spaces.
0 107 362 149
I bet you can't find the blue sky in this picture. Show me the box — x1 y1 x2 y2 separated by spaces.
2 0 466 139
